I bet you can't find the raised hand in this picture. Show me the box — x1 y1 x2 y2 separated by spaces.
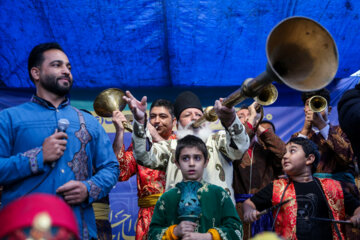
122 91 147 124
248 102 261 127
312 111 327 130
214 98 236 128
112 110 127 132
300 109 313 135
147 122 165 142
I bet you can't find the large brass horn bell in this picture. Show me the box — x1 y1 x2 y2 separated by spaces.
192 16 338 128
266 16 338 91
93 88 133 132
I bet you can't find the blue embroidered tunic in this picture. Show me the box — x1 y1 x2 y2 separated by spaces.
0 95 120 240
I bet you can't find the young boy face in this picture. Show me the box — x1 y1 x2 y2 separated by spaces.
282 142 314 176
176 146 208 182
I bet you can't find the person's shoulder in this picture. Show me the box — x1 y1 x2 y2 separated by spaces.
75 109 101 126
200 182 227 195
158 188 180 202
0 102 32 117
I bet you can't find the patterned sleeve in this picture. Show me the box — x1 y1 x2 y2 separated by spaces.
117 144 137 181
214 116 250 161
132 119 171 171
258 128 286 165
83 122 120 204
213 188 244 240
324 125 354 166
0 111 47 185
148 193 172 239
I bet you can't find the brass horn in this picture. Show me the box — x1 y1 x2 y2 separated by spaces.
309 95 327 112
192 16 338 128
93 88 133 132
253 83 278 106
199 84 278 124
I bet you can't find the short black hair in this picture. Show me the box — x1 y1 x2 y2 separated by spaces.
260 120 276 132
28 42 64 82
175 135 208 163
150 99 174 118
287 137 320 173
301 88 330 105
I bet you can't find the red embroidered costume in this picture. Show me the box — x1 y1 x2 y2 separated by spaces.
117 134 176 240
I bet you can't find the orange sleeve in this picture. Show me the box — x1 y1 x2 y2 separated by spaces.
117 144 137 181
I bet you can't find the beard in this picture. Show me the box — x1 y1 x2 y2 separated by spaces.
40 74 73 97
176 121 212 143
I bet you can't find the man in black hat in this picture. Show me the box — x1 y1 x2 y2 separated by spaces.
123 90 249 203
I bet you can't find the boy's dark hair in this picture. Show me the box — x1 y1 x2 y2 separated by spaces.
175 135 208 163
287 137 320 173
150 99 174 118
301 88 331 105
260 120 276 132
28 42 64 82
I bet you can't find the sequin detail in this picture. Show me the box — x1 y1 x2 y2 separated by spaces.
68 109 92 181
23 147 41 173
87 180 102 201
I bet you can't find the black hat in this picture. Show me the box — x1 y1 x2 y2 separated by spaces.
174 91 203 120
338 84 360 158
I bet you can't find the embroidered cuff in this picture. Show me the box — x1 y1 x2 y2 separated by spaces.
133 119 147 138
227 117 244 137
208 228 221 240
85 180 102 203
23 147 42 174
163 225 179 240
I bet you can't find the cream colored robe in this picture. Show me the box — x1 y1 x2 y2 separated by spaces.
132 117 249 203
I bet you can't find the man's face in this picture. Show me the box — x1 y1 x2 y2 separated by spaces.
176 147 208 182
282 142 310 176
35 49 73 97
237 108 250 125
149 106 175 139
304 98 328 121
178 108 203 128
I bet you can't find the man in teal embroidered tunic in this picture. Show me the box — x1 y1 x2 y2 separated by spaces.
0 43 119 240
149 135 243 240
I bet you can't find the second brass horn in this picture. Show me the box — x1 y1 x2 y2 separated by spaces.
309 95 327 112
93 88 133 132
192 16 338 128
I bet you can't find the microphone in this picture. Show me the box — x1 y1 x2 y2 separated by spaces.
58 118 70 132
52 119 70 168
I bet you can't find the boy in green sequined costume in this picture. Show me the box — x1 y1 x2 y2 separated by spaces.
149 135 243 240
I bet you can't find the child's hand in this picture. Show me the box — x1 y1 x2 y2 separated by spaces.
182 232 212 240
350 215 360 228
244 209 260 223
173 221 197 237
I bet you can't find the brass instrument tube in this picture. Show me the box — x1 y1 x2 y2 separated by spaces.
192 71 274 128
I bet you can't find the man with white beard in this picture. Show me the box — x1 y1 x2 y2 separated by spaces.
123 90 249 203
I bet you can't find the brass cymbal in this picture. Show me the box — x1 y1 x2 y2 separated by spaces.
93 88 127 117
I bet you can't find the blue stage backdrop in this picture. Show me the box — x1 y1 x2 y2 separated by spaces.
0 73 359 239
